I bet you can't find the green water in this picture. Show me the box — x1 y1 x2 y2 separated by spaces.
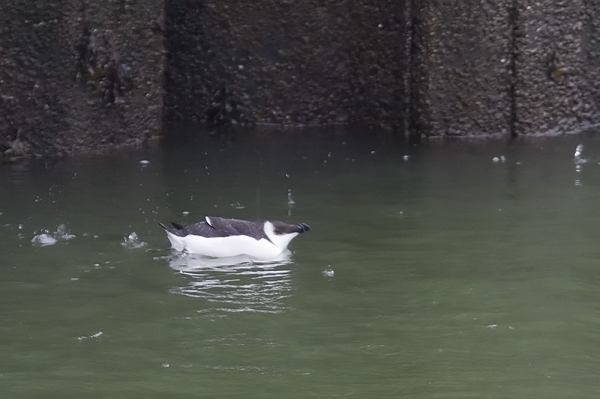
2 129 600 398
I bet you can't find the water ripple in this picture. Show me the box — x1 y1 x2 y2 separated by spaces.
168 252 294 314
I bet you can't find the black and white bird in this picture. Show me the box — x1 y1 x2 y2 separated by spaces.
159 216 310 260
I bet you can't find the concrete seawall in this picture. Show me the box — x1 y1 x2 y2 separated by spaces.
1 1 599 158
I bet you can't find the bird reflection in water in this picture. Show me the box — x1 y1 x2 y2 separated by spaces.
168 251 294 314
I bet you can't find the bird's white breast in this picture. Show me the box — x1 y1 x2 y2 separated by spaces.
179 234 284 260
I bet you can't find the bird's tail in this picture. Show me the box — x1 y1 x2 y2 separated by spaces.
158 222 186 251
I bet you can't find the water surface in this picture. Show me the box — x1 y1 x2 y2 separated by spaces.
2 128 600 397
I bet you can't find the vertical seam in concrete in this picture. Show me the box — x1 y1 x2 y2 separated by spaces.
508 0 519 139
406 0 424 141
403 0 412 138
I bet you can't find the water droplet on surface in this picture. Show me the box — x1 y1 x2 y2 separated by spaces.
574 144 587 165
122 232 147 249
287 189 295 206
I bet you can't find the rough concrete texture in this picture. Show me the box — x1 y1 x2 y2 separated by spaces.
0 0 163 159
417 0 513 137
419 0 600 137
515 0 600 135
165 0 407 129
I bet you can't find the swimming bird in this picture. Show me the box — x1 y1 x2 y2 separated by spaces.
159 216 310 260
